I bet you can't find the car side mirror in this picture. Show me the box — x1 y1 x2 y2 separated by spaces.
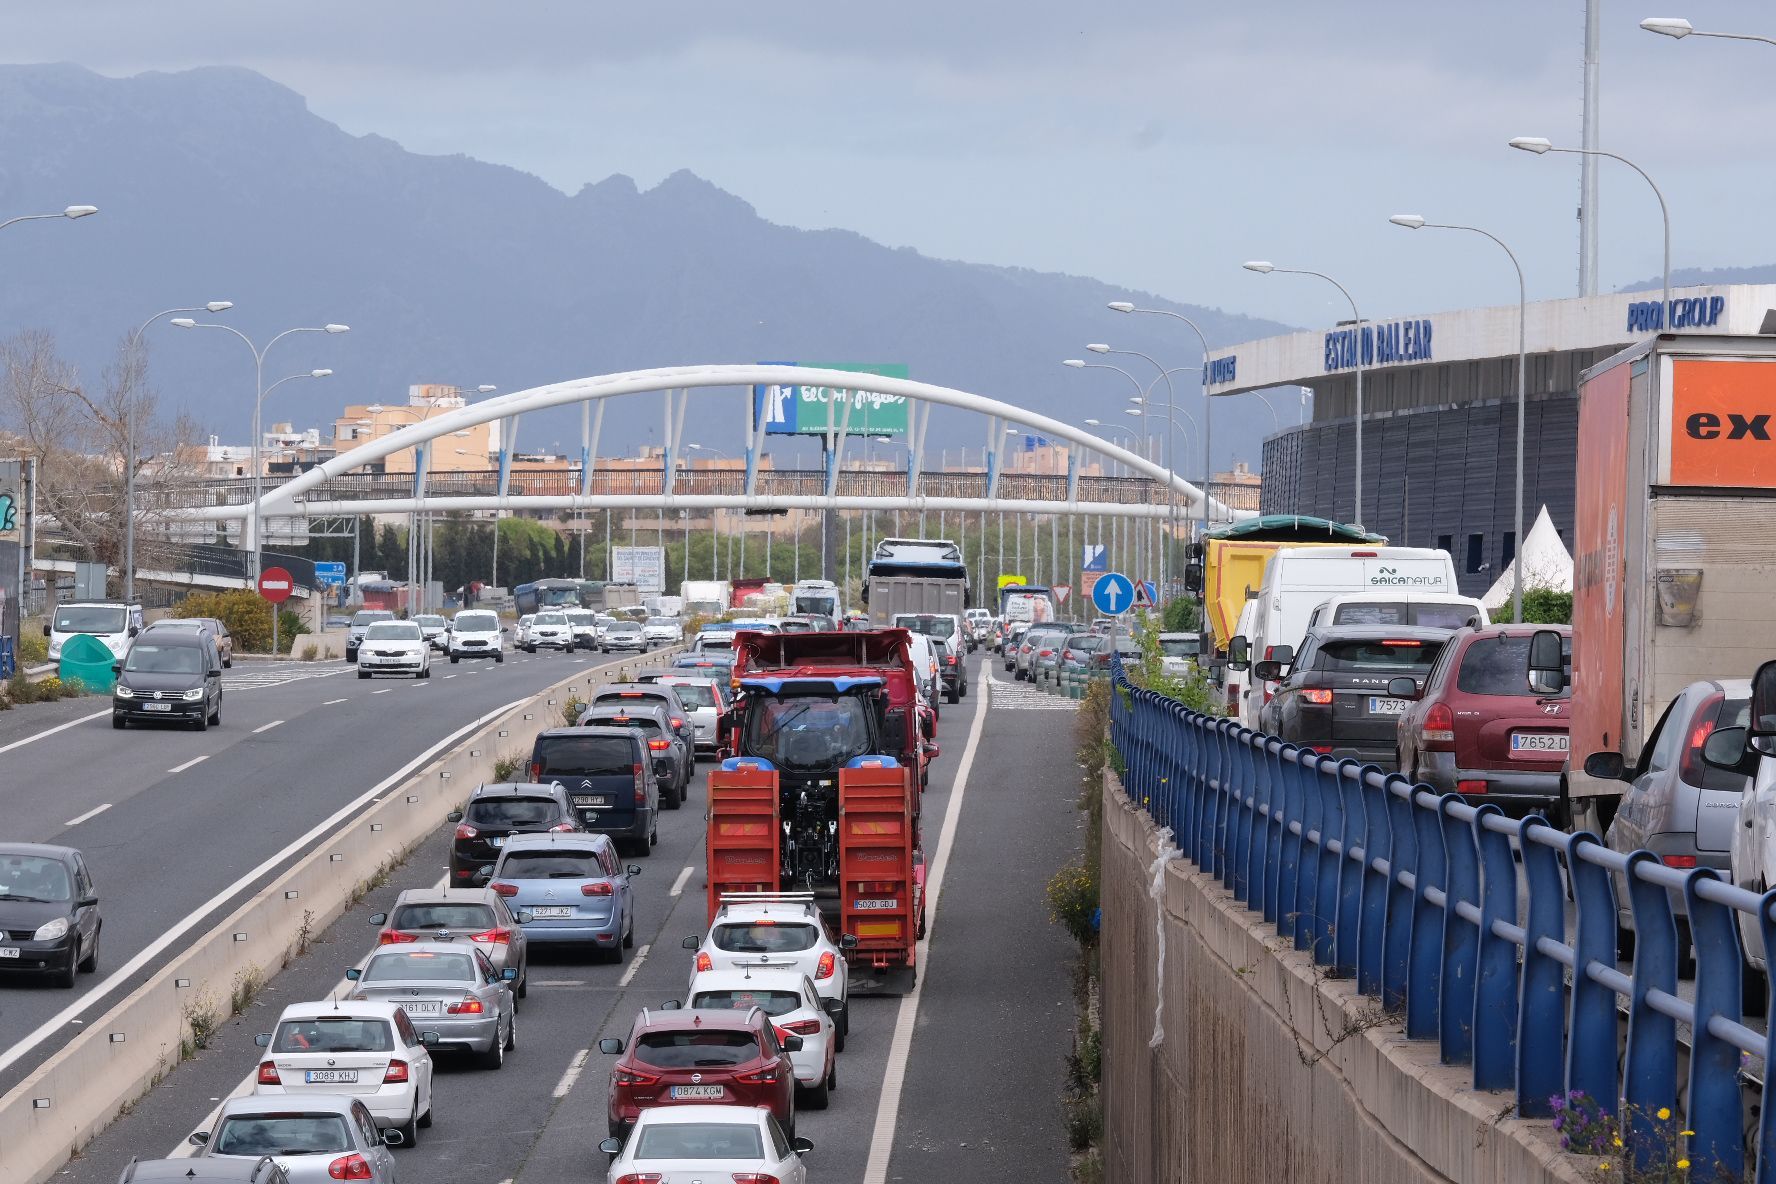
1753 660 1776 741
627 864 642 876
822 997 846 1016
660 999 682 1010
515 910 534 923
1226 636 1249 672
1702 726 1760 775
128 624 139 637
1385 676 1420 700
681 936 701 950
598 1037 625 1054
188 1132 210 1147
446 810 463 823
344 968 361 981
1527 629 1567 694
599 1137 622 1156
383 1129 405 1147
41 623 50 637
839 933 858 950
501 967 518 981
1582 751 1628 782
783 1034 805 1052
368 912 388 925
254 1032 271 1047
1251 660 1285 682
420 1031 441 1046
111 661 122 674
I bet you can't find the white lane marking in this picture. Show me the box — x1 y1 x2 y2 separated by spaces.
323 698 349 706
63 803 112 827
617 943 651 989
373 688 393 695
0 708 111 756
0 695 540 1085
444 674 457 679
669 865 695 897
252 720 284 734
552 1048 591 1099
168 755 210 774
862 675 990 1184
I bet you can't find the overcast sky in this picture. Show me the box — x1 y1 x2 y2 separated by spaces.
11 1 1775 333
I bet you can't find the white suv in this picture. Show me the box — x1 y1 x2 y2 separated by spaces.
522 610 573 653
684 966 842 1101
448 610 505 664
681 893 854 1039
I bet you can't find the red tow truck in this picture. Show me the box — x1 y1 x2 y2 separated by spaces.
705 629 935 994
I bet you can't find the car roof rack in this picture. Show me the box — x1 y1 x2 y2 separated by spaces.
716 891 818 917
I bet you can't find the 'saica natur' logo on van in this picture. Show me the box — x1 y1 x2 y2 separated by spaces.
1369 565 1444 588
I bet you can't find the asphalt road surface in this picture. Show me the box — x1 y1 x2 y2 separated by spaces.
43 653 1083 1183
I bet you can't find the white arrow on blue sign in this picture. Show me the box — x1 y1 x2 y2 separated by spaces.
1091 571 1135 616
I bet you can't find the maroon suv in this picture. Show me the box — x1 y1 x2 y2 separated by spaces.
599 1006 799 1140
1392 624 1571 814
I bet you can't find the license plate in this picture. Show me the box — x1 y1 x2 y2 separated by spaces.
854 898 898 910
144 702 173 712
0 947 18 959
530 906 573 919
1367 697 1408 715
304 1069 359 1084
401 1000 442 1015
1511 732 1570 753
573 795 611 808
489 836 504 848
671 1085 725 1100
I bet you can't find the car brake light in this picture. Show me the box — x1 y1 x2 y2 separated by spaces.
379 930 420 944
1350 550 1378 558
469 927 512 944
383 1058 410 1083
778 1019 823 1036
613 1067 660 1087
647 739 672 752
731 1175 782 1184
1307 745 1334 755
256 1060 280 1085
1458 779 1488 794
446 995 485 1015
1679 693 1725 785
1038 648 1052 658
527 761 542 780
670 716 684 729
1662 854 1699 869
582 881 614 896
453 823 479 840
490 882 519 898
1303 689 1333 705
1380 639 1423 647
695 951 713 972
735 1065 781 1085
1422 703 1456 746
945 655 957 665
816 951 836 980
614 1175 665 1184
634 763 646 803
328 1153 374 1180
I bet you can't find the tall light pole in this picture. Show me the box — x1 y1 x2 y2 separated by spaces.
1510 136 1670 332
1087 344 1176 590
1642 16 1776 48
1083 417 1138 572
687 444 728 580
1390 214 1529 623
172 320 349 582
124 301 233 603
1244 261 1366 529
0 204 98 233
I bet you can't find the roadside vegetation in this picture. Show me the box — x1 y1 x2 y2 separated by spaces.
170 588 308 654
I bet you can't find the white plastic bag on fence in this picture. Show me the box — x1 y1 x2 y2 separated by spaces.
1149 826 1182 1049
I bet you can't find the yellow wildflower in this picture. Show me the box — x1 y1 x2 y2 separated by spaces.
1677 1159 1690 1170
1657 1107 1671 1121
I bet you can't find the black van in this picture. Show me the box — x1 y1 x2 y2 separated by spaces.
111 630 223 730
529 727 658 856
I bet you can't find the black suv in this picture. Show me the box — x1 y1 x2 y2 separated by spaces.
446 782 582 886
529 727 659 856
1254 624 1451 767
112 630 223 730
932 639 967 703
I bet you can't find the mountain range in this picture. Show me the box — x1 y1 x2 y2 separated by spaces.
0 63 1291 477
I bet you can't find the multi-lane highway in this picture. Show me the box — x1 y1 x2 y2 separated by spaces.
34 656 1081 1182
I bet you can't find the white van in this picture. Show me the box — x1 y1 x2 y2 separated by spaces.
45 601 144 663
1235 546 1460 728
1220 598 1261 720
1304 592 1488 633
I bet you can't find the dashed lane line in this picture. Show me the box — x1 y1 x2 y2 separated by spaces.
617 944 651 989
168 755 210 773
669 865 694 897
251 720 284 734
63 803 112 828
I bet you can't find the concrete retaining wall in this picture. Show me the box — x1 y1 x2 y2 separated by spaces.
1098 776 1589 1184
1 651 671 1184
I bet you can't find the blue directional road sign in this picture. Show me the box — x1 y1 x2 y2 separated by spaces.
314 561 347 586
1091 571 1135 616
1081 543 1107 573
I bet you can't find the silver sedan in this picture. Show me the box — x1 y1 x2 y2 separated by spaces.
191 1092 400 1182
345 941 516 1069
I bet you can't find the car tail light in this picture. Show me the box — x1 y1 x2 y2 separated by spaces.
469 927 512 944
383 1059 410 1083
446 995 485 1015
670 716 685 729
528 760 543 780
582 881 615 896
945 655 957 666
1678 693 1725 785
1350 550 1378 558
549 822 577 832
647 739 672 752
328 1153 374 1180
816 951 836 980
1038 648 1053 658
490 882 519 898
1457 779 1488 794
613 1067 660 1087
1662 854 1699 869
453 823 479 840
731 1175 782 1184
778 1019 823 1036
256 1060 280 1085
1307 745 1333 755
695 951 713 972
735 1065 781 1085
1303 689 1333 705
1421 703 1456 746
634 763 647 803
614 1174 664 1184
379 930 420 944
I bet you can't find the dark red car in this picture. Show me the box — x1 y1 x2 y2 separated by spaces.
599 1006 800 1140
1391 624 1572 814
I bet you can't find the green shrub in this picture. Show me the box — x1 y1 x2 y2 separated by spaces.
4 673 85 705
491 750 527 782
16 627 47 665
1046 856 1099 948
169 589 311 654
1520 587 1573 625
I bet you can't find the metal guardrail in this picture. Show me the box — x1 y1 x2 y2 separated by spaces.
1107 658 1776 1182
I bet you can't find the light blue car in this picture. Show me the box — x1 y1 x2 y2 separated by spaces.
488 832 639 962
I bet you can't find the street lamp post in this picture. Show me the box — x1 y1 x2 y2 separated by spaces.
172 320 349 588
1642 16 1776 47
1243 262 1366 529
1087 344 1176 590
124 301 233 604
1391 214 1529 623
1509 136 1671 331
0 205 98 234
1082 417 1139 577
687 444 727 580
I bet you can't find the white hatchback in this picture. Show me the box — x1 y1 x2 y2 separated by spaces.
357 621 431 679
251 1000 437 1144
524 611 573 652
599 1104 811 1184
684 967 840 1107
682 894 852 1040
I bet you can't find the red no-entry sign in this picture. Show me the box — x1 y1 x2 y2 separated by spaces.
258 566 294 604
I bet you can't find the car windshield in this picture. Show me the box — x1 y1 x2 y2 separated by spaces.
633 1030 761 1069
537 735 636 775
272 1017 395 1054
499 850 602 879
53 605 125 633
0 855 72 902
893 615 954 637
466 798 560 828
352 612 393 626
390 903 497 931
691 988 802 1018
742 696 872 771
124 644 204 674
662 681 716 708
566 611 596 626
454 612 499 632
365 623 421 641
634 1121 765 1160
1065 635 1104 654
213 1113 353 1156
713 922 820 954
1160 637 1201 657
646 617 677 627
1454 634 1570 697
362 950 475 982
415 616 446 629
534 612 567 626
1332 601 1479 630
607 621 641 634
1314 639 1443 673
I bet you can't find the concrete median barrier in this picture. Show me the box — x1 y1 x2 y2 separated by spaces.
0 648 675 1184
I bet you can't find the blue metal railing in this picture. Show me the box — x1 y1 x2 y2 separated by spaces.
1107 659 1776 1180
